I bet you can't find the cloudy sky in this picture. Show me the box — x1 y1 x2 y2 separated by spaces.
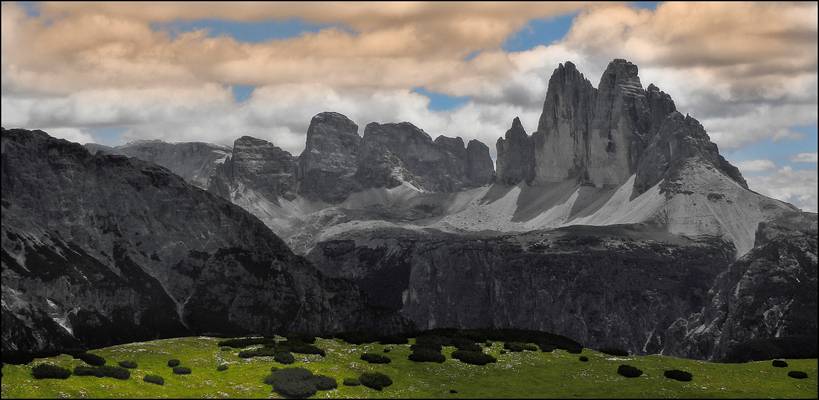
1 1 817 211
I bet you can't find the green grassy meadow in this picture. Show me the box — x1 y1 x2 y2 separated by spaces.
1 336 816 398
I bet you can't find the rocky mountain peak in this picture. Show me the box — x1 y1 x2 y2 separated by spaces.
209 135 297 202
496 117 535 185
298 112 361 202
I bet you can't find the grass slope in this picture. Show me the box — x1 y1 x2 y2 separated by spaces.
1 337 816 398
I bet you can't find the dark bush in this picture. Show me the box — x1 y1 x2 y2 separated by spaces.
359 372 393 391
450 389 458 394
264 367 332 399
563 344 583 354
599 347 629 357
310 375 338 390
538 343 555 352
270 366 279 372
172 366 191 375
451 350 497 365
617 364 642 378
274 351 295 364
167 359 180 367
383 347 391 353
415 335 450 347
411 343 442 352
285 334 316 344
772 359 788 368
278 341 326 357
343 378 361 386
217 364 229 371
118 360 137 369
220 346 231 352
31 363 71 379
664 369 692 382
143 374 164 385
788 371 808 379
361 353 391 364
409 347 445 363
73 365 130 380
75 352 106 366
217 337 276 348
723 335 817 363
451 337 481 352
378 335 408 345
503 342 537 352
337 331 378 345
500 350 507 354
579 356 589 362
238 347 277 358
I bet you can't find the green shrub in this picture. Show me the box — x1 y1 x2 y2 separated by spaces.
772 359 788 368
361 353 391 364
310 375 338 390
451 337 481 352
450 389 458 394
415 335 450 347
579 356 589 362
73 365 130 380
788 371 808 379
143 374 164 385
217 364 229 371
274 351 295 364
31 363 71 379
337 331 378 345
359 372 393 391
408 347 445 363
118 360 137 369
599 347 629 357
220 346 232 352
538 343 556 352
383 347 391 353
217 337 276 348
664 369 693 381
343 378 361 386
263 367 334 398
617 364 642 378
278 341 326 357
75 352 106 366
167 359 180 367
503 342 537 352
378 335 408 345
452 350 497 365
172 366 191 375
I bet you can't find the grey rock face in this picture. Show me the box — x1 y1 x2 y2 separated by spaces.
308 224 733 355
665 211 817 360
84 140 231 189
533 61 597 184
356 122 488 192
298 112 362 203
496 117 534 185
209 136 297 202
1 128 405 354
465 139 495 185
634 111 748 197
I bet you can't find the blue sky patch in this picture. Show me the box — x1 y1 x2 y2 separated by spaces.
724 124 818 173
232 85 255 103
90 126 129 146
502 13 577 52
153 18 350 42
413 87 470 111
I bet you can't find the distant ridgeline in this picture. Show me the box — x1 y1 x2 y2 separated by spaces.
2 59 816 362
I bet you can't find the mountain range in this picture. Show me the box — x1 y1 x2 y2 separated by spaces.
2 59 815 362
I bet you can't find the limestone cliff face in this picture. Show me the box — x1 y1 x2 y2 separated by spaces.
533 61 597 183
465 139 495 185
308 225 734 355
208 136 298 202
297 112 362 203
496 118 534 185
85 140 231 189
1 128 405 355
664 211 817 361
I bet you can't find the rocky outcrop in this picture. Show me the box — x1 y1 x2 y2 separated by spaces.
297 112 362 203
356 122 491 192
465 139 495 185
308 224 734 354
208 136 297 202
665 211 817 360
634 111 748 197
533 61 596 184
85 140 231 189
496 117 534 185
1 128 406 355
